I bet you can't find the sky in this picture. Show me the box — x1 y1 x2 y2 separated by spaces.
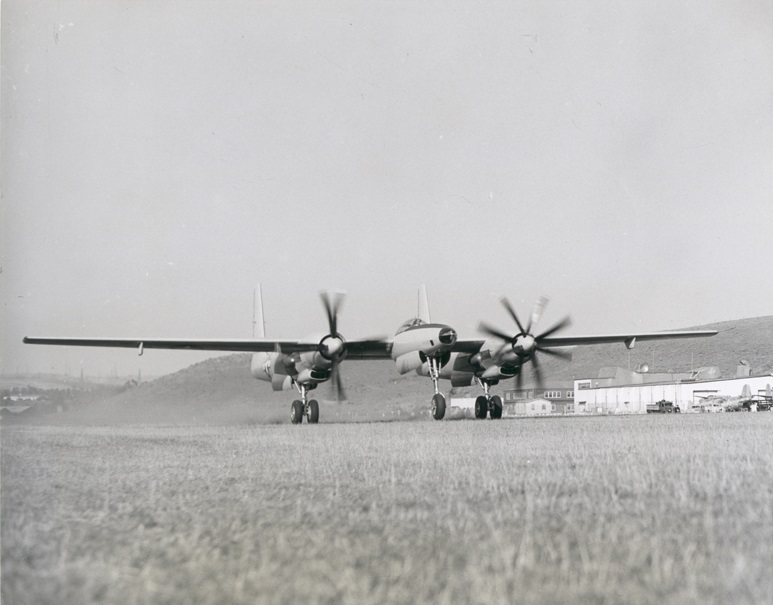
2 1 771 377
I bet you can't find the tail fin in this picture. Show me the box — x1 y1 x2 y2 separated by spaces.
253 284 266 338
418 284 431 323
741 384 752 398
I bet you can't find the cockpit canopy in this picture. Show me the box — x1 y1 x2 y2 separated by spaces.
396 317 426 335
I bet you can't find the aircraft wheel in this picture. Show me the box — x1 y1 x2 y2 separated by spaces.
489 395 503 419
431 393 446 420
308 399 319 424
475 395 489 419
291 400 304 424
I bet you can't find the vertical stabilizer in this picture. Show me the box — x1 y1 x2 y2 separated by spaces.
253 284 266 338
418 284 431 323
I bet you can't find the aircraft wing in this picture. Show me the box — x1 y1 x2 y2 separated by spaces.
536 329 718 348
23 336 392 357
451 339 489 354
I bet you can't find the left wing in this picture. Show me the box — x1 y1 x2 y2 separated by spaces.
23 336 393 358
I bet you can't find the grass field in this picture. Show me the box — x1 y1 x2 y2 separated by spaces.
2 414 772 605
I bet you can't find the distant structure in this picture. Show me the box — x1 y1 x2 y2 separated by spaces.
736 360 751 378
573 363 773 414
503 380 575 415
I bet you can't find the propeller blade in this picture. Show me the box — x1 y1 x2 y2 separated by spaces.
535 346 573 361
532 353 544 392
536 316 572 341
320 291 345 336
478 322 513 342
500 297 527 334
332 360 347 402
527 296 548 334
320 292 336 335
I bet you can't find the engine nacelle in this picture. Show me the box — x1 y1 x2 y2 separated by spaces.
251 352 273 381
395 351 424 375
271 374 292 391
252 353 293 391
481 364 518 380
295 367 330 384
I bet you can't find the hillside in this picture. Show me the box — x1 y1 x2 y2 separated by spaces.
28 316 773 425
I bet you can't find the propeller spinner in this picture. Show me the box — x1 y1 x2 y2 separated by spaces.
479 296 572 390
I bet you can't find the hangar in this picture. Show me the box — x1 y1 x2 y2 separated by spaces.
572 365 773 414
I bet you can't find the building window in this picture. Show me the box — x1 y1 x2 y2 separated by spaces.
577 382 591 390
566 391 574 398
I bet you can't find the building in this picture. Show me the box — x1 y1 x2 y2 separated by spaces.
572 366 773 414
503 380 575 415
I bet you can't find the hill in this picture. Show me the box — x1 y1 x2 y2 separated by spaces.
23 316 773 425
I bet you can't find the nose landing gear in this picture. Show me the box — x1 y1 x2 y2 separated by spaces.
428 356 446 420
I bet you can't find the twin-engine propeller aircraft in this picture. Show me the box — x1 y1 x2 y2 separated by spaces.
24 286 718 423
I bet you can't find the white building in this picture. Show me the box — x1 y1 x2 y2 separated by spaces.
572 372 773 414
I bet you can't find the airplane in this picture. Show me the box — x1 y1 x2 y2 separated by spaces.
23 286 718 424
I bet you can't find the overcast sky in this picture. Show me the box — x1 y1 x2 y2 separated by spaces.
2 1 771 377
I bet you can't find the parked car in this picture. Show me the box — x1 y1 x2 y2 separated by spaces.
701 403 725 413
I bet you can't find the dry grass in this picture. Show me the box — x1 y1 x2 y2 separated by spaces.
2 414 772 605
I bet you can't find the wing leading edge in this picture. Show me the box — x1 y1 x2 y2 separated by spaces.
22 336 393 358
536 329 718 348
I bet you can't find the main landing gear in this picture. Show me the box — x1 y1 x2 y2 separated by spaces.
290 383 319 424
428 356 446 420
474 379 503 420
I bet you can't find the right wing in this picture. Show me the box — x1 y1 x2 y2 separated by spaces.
537 330 718 348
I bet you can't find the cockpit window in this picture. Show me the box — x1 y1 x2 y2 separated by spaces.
396 317 426 334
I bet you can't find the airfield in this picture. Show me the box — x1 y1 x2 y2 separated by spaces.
3 414 772 605
3 316 773 604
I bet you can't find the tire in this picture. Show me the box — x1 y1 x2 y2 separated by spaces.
490 395 503 419
291 400 304 424
475 395 489 419
432 393 446 420
308 399 319 424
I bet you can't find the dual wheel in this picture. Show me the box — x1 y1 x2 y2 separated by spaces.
475 395 503 419
291 399 319 424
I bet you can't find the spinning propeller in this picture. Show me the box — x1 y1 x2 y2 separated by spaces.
319 291 348 402
478 296 573 390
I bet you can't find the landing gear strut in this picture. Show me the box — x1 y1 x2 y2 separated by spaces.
290 383 320 424
474 379 503 420
428 356 445 420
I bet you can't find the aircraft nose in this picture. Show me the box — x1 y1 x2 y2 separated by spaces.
439 327 457 345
